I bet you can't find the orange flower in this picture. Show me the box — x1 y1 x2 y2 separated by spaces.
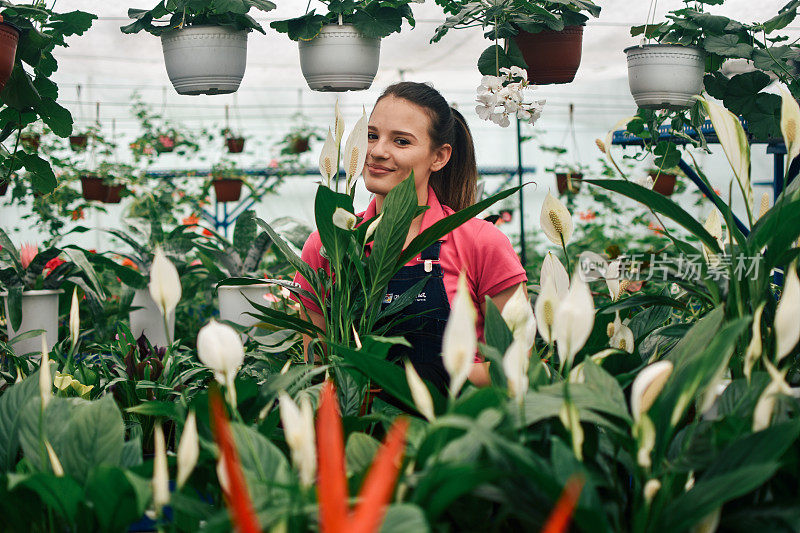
202 228 213 237
541 475 585 533
71 208 84 221
182 214 200 226
317 380 409 533
578 210 596 222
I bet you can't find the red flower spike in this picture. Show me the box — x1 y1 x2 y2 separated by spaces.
541 475 585 533
317 381 349 533
350 417 409 533
210 387 260 533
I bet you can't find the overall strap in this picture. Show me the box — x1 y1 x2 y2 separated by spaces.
419 241 443 261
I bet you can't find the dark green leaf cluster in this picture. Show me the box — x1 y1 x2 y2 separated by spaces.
120 0 276 36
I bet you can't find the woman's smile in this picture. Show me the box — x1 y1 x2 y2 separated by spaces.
366 162 396 177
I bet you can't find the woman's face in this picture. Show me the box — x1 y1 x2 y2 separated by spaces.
364 96 451 199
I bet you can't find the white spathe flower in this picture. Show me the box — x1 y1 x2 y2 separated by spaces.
634 414 656 468
149 246 182 320
332 207 357 231
441 271 477 396
779 84 800 164
502 338 530 403
278 392 316 487
774 262 800 363
405 361 435 421
534 274 560 344
753 359 792 431
39 334 51 409
501 284 536 349
631 361 673 422
177 410 199 489
343 108 368 191
691 508 721 533
197 320 245 405
743 303 765 383
334 99 345 146
702 209 724 267
216 454 230 494
364 213 383 244
634 174 655 190
69 287 79 348
540 191 573 246
318 127 338 187
610 318 635 354
643 478 661 504
541 251 569 300
606 259 623 301
697 96 752 203
558 398 583 460
152 424 170 515
553 273 595 371
45 440 64 477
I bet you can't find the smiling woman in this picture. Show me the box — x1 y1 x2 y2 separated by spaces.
292 82 528 392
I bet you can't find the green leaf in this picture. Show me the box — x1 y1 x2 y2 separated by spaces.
89 253 146 289
352 6 403 39
0 65 40 110
0 368 40 471
7 472 83 522
270 13 326 41
127 400 184 420
86 466 150 531
62 246 106 298
20 152 57 194
478 45 511 76
380 504 430 533
256 217 315 283
37 98 73 137
703 34 753 58
345 432 380 476
230 422 291 487
233 210 257 261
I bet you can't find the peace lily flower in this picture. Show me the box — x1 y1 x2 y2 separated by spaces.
177 410 199 489
605 259 624 302
610 315 634 354
631 361 673 422
743 303 765 383
774 262 800 363
152 423 170 516
441 271 477 396
20 242 38 269
503 338 530 403
149 246 182 320
332 207 357 231
559 396 583 461
702 209 724 267
39 334 51 408
540 192 573 246
53 371 93 399
779 84 800 164
541 251 569 300
553 273 594 372
535 275 560 344
197 320 245 406
501 284 536 349
405 361 435 421
343 108 368 192
643 478 661 504
45 440 64 477
697 95 753 212
279 392 317 488
364 213 383 244
634 414 657 469
319 127 338 187
69 287 80 348
693 509 721 533
753 359 793 431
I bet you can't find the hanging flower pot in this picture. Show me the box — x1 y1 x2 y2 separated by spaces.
212 178 243 202
104 184 125 203
0 21 19 90
288 135 310 154
649 171 678 196
161 25 248 95
625 44 705 110
512 26 584 85
556 173 583 195
226 137 245 153
1 289 63 355
129 288 174 348
155 135 176 153
69 134 88 150
298 24 380 92
20 133 40 151
80 175 107 201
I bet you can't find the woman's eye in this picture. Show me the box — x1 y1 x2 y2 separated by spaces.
395 138 410 146
367 133 378 141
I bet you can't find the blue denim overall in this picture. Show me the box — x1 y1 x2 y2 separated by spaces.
380 241 451 393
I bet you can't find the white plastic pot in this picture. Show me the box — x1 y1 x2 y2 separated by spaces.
160 25 248 95
129 288 175 347
625 44 705 110
298 24 380 92
2 289 63 355
218 284 272 338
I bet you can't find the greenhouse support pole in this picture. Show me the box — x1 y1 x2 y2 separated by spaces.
516 117 526 267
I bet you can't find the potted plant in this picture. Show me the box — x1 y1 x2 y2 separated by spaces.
0 13 18 89
209 159 245 203
222 128 245 153
69 131 89 150
555 167 584 195
271 1 419 91
0 230 103 355
278 120 323 156
647 167 681 196
121 0 276 95
432 0 600 85
129 95 199 162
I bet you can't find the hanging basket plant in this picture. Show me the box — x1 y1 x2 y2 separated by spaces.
209 159 245 202
271 1 419 92
226 136 245 153
121 0 277 95
69 133 89 150
0 19 19 90
648 169 679 196
512 25 585 85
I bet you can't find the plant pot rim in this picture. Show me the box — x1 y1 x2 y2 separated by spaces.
517 24 585 35
161 24 248 36
0 21 21 35
315 22 376 38
1 288 65 297
624 43 702 53
218 283 272 291
213 177 243 182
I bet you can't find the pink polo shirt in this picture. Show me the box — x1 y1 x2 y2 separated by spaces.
292 185 528 344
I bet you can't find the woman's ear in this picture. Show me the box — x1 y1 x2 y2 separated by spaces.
430 143 452 172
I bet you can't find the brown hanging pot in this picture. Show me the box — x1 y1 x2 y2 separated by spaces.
649 172 677 196
212 178 243 202
512 26 584 85
80 175 107 201
226 137 245 153
0 21 19 91
556 173 583 195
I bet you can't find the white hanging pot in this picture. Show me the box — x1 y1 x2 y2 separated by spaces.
129 288 175 347
2 289 63 356
160 25 248 95
298 24 380 92
625 44 705 110
218 284 272 339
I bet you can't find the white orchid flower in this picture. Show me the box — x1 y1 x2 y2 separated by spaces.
278 392 317 487
779 85 800 164
442 271 477 397
631 361 673 422
405 361 435 421
501 284 536 349
149 246 182 321
152 424 170 515
541 251 570 300
69 288 80 348
534 274 560 344
540 191 573 246
743 303 765 383
318 127 338 188
197 320 245 406
177 410 199 489
332 207 357 231
503 338 530 403
344 108 368 192
553 273 595 371
774 262 800 363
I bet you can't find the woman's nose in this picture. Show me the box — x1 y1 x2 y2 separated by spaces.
369 136 390 158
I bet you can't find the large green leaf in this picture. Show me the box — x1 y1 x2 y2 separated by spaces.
345 432 380 477
233 210 257 262
380 504 430 533
352 5 403 39
20 152 57 194
7 472 83 523
85 466 150 531
256 217 315 284
37 98 73 137
230 422 291 498
0 368 40 471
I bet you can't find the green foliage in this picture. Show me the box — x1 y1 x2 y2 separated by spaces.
121 0 276 36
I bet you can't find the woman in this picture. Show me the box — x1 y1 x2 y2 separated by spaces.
293 82 527 391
